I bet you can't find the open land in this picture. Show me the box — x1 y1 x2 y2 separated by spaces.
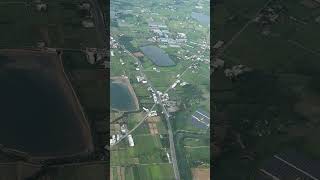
213 0 320 179
110 0 210 179
0 0 107 179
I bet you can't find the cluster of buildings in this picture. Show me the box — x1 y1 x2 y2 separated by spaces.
34 0 47 12
142 107 158 117
224 65 251 79
110 36 119 49
254 3 285 35
149 89 169 104
254 6 282 24
110 124 135 147
170 79 188 89
136 75 147 84
212 40 251 79
212 58 225 69
78 2 95 28
147 21 187 47
85 48 108 64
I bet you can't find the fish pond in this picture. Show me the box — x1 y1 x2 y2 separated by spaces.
140 45 176 67
111 77 139 112
0 51 93 158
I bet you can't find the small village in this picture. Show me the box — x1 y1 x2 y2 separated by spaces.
110 0 210 179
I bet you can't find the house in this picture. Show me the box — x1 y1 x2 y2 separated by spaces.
127 134 135 147
148 111 157 117
213 40 224 49
85 48 97 64
79 3 90 10
82 20 95 28
36 3 47 12
213 58 225 69
133 52 144 58
136 76 144 82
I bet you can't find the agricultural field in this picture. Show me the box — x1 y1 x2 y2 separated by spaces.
0 0 107 179
111 0 210 179
213 0 320 179
0 0 104 49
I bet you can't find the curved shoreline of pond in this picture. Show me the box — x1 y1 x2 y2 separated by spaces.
111 76 140 113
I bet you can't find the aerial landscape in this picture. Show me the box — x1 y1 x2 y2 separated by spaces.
110 0 210 179
0 0 107 179
213 0 320 179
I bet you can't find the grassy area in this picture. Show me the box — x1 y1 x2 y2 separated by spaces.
0 1 104 48
111 0 210 178
132 164 175 180
213 0 320 178
0 4 37 48
111 134 167 166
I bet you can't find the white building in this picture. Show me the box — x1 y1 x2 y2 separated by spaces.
128 134 135 147
136 76 143 82
171 82 178 89
142 107 149 112
148 111 157 117
166 152 171 163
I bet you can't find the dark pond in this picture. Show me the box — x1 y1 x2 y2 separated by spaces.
140 45 175 67
0 55 90 157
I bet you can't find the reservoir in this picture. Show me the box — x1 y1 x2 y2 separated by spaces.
140 45 175 67
191 12 210 26
0 50 93 158
111 77 139 112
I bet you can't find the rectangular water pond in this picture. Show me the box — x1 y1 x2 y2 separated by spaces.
140 45 176 67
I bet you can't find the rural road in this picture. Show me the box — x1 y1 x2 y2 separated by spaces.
88 0 107 47
110 24 210 180
215 0 273 57
109 36 181 179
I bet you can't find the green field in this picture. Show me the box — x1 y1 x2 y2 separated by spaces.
132 164 175 180
213 0 320 179
111 0 210 179
0 1 103 48
111 134 168 166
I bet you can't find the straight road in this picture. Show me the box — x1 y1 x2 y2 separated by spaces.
88 0 107 47
215 0 273 57
110 38 181 179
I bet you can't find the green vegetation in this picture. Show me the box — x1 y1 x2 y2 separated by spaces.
0 1 104 49
213 0 320 179
111 0 210 179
